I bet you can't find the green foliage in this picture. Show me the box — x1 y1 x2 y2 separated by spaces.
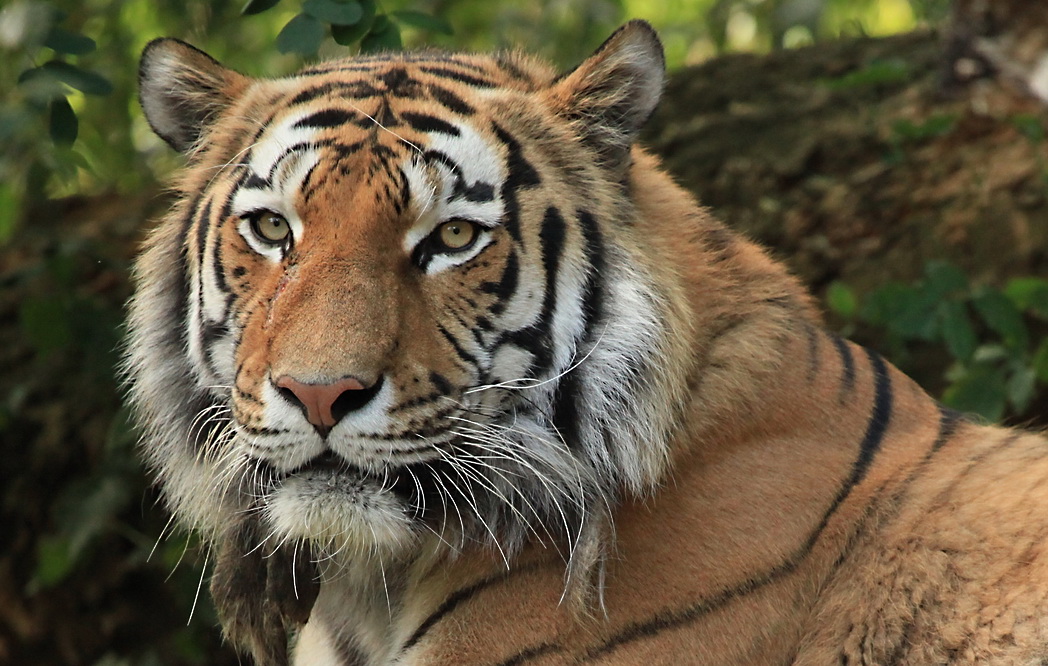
1 1 113 242
252 0 446 56
828 263 1048 422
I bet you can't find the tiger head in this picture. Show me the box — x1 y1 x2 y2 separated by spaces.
127 21 691 572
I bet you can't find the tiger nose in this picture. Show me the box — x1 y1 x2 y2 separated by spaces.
274 375 383 436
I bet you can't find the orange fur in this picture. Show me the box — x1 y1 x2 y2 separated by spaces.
128 22 1048 666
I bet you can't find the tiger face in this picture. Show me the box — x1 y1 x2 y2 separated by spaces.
128 22 687 567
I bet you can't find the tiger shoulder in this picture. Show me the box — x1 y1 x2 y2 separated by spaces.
126 19 1048 666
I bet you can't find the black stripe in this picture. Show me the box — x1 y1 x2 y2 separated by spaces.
401 111 460 136
426 83 475 115
492 123 540 241
502 207 565 377
931 406 964 453
851 348 893 485
292 108 357 130
550 210 604 451
398 564 541 654
437 322 479 368
576 210 606 341
418 65 496 88
481 250 519 316
497 643 561 666
831 335 857 401
581 347 895 661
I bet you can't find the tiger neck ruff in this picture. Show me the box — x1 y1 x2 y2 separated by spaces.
127 20 1048 666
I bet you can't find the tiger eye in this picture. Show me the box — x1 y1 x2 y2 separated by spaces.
251 211 291 244
437 220 477 251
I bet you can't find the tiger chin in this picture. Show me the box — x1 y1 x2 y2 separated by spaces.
125 19 1048 666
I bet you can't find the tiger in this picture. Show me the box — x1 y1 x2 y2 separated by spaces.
125 19 1048 666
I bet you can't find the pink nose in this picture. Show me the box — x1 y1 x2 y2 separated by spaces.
274 375 377 435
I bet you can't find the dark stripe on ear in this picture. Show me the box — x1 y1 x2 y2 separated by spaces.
831 334 856 402
292 108 358 130
419 66 496 88
402 111 461 136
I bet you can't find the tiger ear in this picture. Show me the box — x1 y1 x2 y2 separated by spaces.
139 38 248 153
546 20 665 176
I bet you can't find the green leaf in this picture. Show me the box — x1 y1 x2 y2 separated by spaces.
391 10 453 35
43 27 96 55
303 0 362 26
825 281 858 318
1007 365 1036 413
1033 338 1048 382
0 182 20 244
19 297 72 355
923 261 967 300
972 288 1029 351
943 363 1007 422
332 0 375 45
242 0 281 15
360 14 402 52
277 13 326 55
49 97 77 146
33 536 75 589
39 60 113 96
938 300 977 361
57 473 133 558
1004 277 1048 319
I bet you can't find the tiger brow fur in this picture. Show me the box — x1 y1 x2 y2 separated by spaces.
128 20 1048 666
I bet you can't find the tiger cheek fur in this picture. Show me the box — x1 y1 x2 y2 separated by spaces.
128 19 1048 666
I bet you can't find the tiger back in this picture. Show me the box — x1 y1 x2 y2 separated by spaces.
127 20 1048 665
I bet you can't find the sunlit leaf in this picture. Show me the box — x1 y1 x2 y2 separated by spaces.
1004 277 1048 319
49 97 77 146
276 13 325 55
43 27 95 55
242 0 281 15
360 14 402 52
391 10 453 35
826 281 857 318
303 0 362 26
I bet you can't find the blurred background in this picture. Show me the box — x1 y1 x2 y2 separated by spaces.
1 0 1045 664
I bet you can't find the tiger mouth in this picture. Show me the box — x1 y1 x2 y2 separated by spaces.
264 450 435 515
